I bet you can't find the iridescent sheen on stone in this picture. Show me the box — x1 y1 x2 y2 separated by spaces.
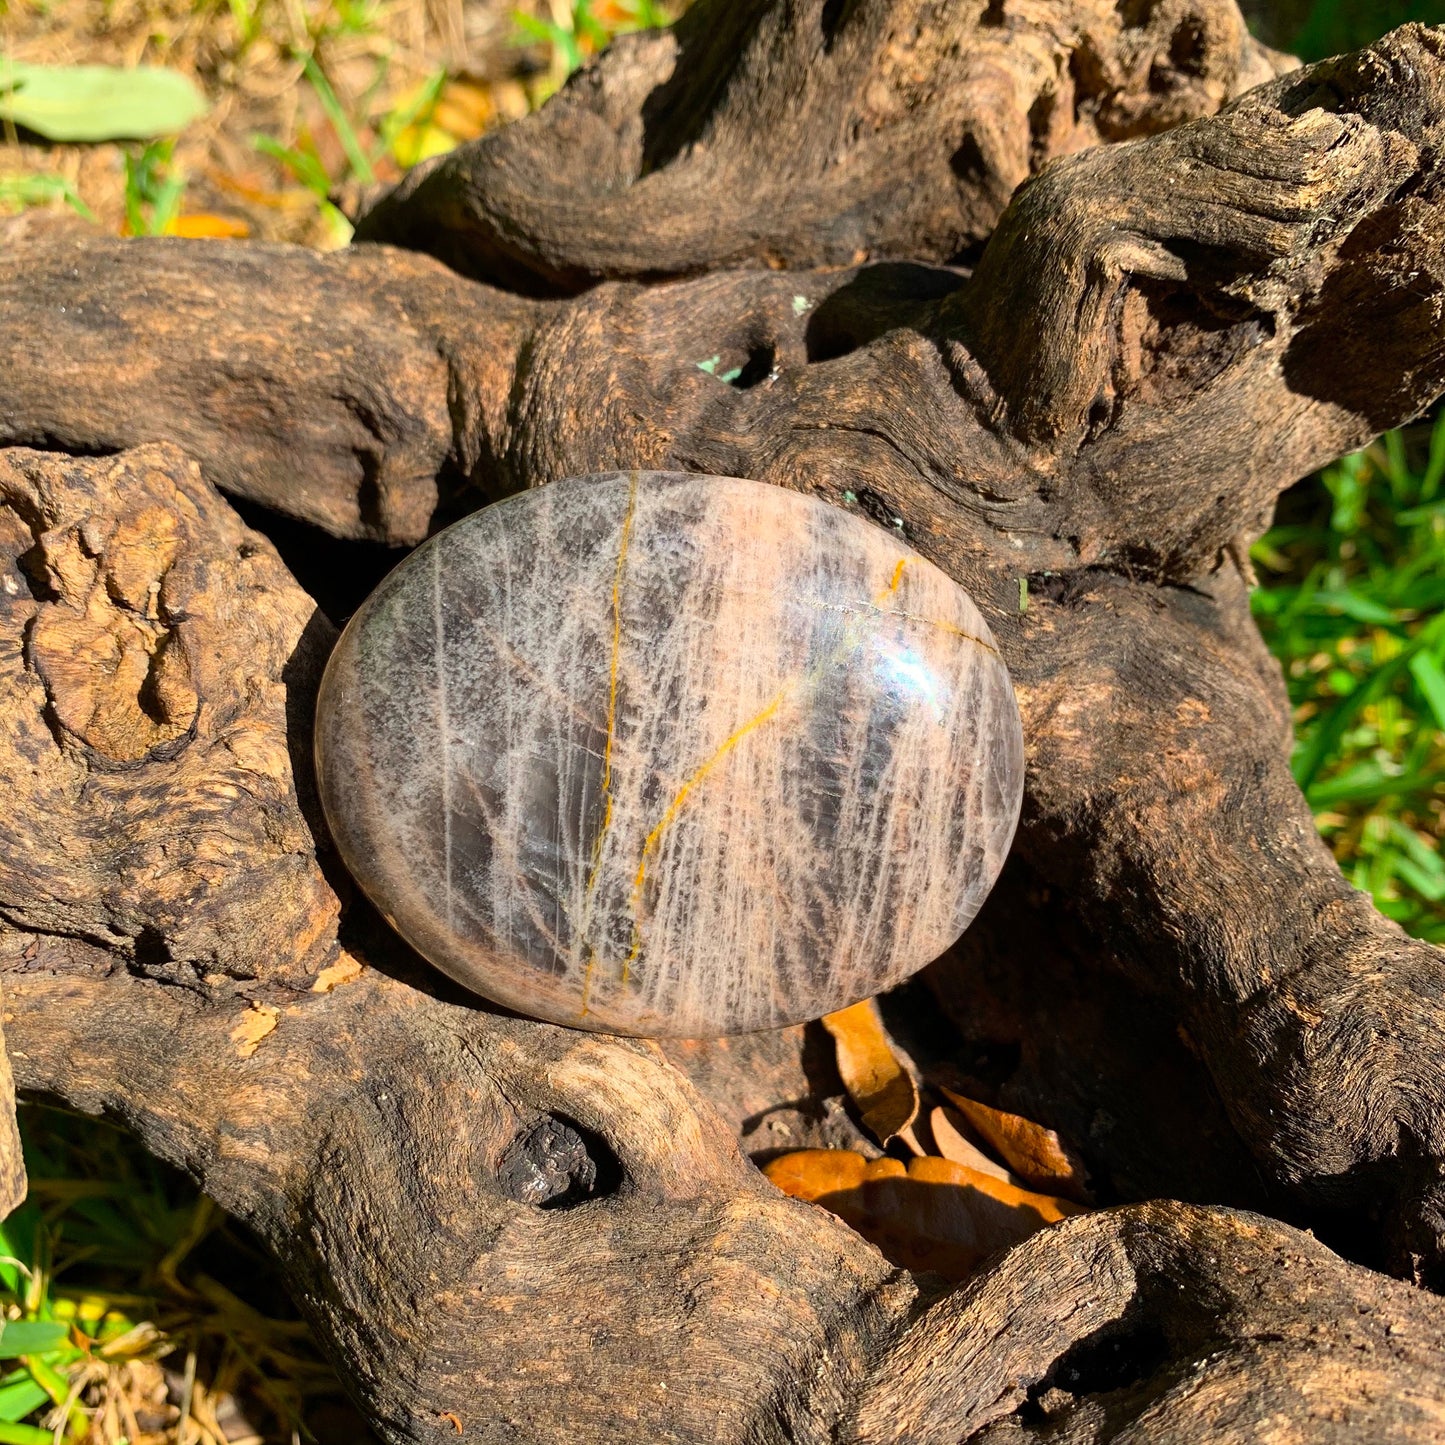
315 472 1024 1036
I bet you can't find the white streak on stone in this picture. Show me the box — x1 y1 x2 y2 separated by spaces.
315 473 1025 1038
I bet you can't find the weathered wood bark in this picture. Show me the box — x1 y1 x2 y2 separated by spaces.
353 0 1293 290
0 230 532 542
2 3 1445 1439
0 1002 25 1219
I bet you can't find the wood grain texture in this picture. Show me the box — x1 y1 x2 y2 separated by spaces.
0 950 912 1445
0 445 338 988
0 229 536 543
0 998 24 1220
316 472 1022 1035
3 8 1445 1442
852 1201 1445 1443
354 0 1292 291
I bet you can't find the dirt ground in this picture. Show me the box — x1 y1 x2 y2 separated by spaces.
0 0 570 246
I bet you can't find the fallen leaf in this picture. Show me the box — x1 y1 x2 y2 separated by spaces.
165 213 250 239
207 166 313 212
432 78 495 140
310 954 363 993
0 63 207 142
765 1149 888 1200
928 1105 1018 1184
390 122 457 168
489 78 531 125
764 1148 1082 1280
939 1086 1091 1203
229 1003 278 1059
822 999 919 1148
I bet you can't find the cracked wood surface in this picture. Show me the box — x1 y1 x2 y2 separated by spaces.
1 4 1445 1440
354 0 1293 290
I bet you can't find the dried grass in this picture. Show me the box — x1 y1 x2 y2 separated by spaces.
0 0 532 243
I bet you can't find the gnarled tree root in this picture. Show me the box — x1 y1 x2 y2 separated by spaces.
353 0 1293 290
1 6 1445 1441
7 919 1445 1441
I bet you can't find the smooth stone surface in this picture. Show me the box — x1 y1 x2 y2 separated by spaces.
315 472 1024 1036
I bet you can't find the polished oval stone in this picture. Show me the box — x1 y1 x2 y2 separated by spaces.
315 472 1024 1037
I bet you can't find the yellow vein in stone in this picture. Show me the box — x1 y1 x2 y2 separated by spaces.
812 555 996 654
580 469 641 1018
433 540 454 931
926 616 998 653
619 555 913 988
622 690 788 985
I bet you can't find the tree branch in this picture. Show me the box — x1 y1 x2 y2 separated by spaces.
354 0 1290 291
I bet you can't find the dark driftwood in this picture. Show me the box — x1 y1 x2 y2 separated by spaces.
2 4 1445 1439
353 0 1292 290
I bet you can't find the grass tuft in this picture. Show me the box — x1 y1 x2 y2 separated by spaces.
509 0 679 104
0 1108 366 1444
1252 418 1445 944
0 3 1441 1441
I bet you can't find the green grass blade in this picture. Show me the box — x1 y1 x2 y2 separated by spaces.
1294 653 1409 792
0 1422 54 1445
1255 416 1445 941
122 152 148 238
225 0 264 47
1395 499 1445 525
572 0 611 49
251 134 332 199
1422 411 1445 501
0 174 97 222
150 170 188 235
301 55 375 186
1396 856 1445 903
1408 650 1445 733
510 11 562 44
1307 589 1401 627
379 66 447 162
0 1323 67 1359
20 1353 76 1426
0 1378 47 1424
1307 767 1445 808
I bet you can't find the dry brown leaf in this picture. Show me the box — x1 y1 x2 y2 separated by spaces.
763 1148 1083 1281
229 1003 278 1059
822 998 919 1148
433 79 496 141
165 213 250 239
928 1105 1018 1184
939 1086 1092 1203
